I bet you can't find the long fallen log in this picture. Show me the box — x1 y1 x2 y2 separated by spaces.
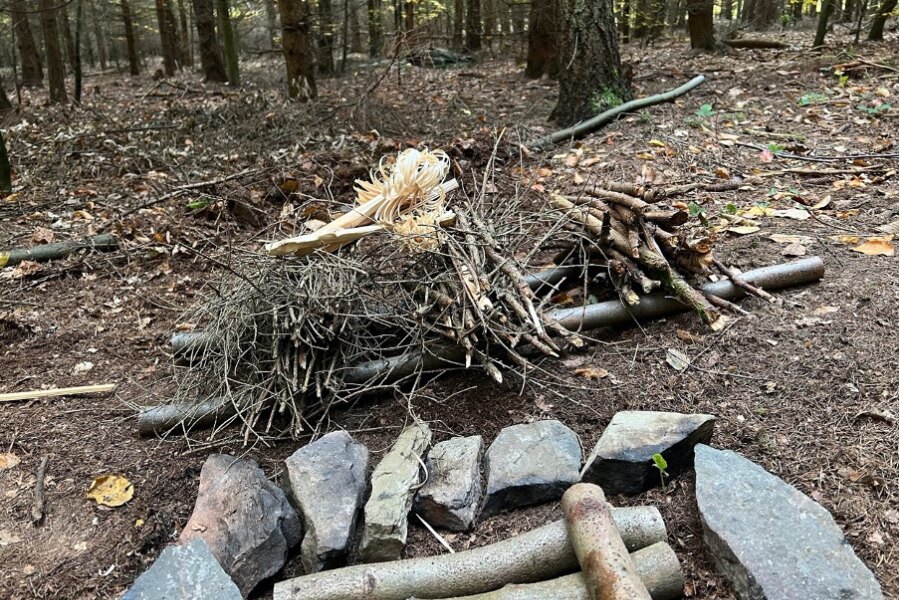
723 39 790 49
529 76 706 150
138 257 825 435
272 510 667 600
0 234 118 268
440 542 683 600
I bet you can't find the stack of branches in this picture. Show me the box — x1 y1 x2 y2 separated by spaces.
159 147 744 440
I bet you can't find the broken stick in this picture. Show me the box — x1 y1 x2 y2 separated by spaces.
32 456 49 524
0 384 116 403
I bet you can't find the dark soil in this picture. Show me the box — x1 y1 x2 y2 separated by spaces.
1 29 897 599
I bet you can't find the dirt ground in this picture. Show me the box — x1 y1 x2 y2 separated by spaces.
1 28 898 600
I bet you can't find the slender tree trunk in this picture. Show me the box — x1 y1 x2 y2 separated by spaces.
191 0 227 80
367 0 383 55
351 1 363 51
483 0 496 50
0 130 11 194
813 0 834 45
11 0 43 87
75 0 83 102
277 0 317 100
0 72 12 111
688 0 716 48
453 0 465 48
216 0 240 83
121 0 140 75
551 0 631 126
60 6 77 73
178 0 193 66
264 0 279 49
525 0 558 78
868 0 896 39
155 0 178 74
722 0 734 19
619 0 632 42
465 0 482 50
317 0 335 74
791 0 803 18
89 0 108 70
39 0 68 103
648 0 666 36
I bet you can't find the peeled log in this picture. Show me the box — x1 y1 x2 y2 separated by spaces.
562 483 651 599
0 234 117 267
440 542 683 600
272 508 667 600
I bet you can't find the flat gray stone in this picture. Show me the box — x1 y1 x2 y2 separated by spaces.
414 435 484 531
481 420 581 516
124 538 242 600
360 422 432 562
695 444 883 600
581 410 715 495
179 454 302 597
284 430 368 573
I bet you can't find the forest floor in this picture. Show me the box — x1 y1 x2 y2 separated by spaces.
0 26 898 600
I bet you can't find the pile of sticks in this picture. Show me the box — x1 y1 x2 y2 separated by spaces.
273 483 683 600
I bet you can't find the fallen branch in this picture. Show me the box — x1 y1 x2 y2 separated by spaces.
273 510 667 600
724 39 790 49
441 542 683 600
0 383 116 403
736 142 899 163
32 456 49 524
712 258 776 303
0 234 117 268
529 76 706 150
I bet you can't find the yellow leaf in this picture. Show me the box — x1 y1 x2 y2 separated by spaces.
574 366 610 380
87 475 134 507
135 519 145 528
726 225 760 235
741 206 775 217
635 152 655 160
833 234 860 244
648 139 667 147
3 192 21 203
0 453 21 470
851 239 895 256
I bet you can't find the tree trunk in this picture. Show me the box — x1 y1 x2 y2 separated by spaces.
687 0 716 49
11 0 44 87
191 0 228 81
75 0 83 102
525 0 558 78
619 0 632 42
155 0 177 74
317 0 335 74
453 0 465 48
551 0 631 126
121 0 140 75
648 0 666 36
60 6 77 73
216 0 240 84
0 129 11 194
484 0 496 50
752 0 777 28
89 0 108 70
791 0 803 19
813 0 834 46
0 72 12 111
178 0 193 66
633 0 649 37
264 0 279 49
465 0 482 50
39 0 68 103
351 1 364 52
277 0 317 100
368 0 383 56
722 0 734 19
868 0 896 39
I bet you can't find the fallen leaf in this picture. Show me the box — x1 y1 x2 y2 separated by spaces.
759 149 775 163
741 206 775 217
714 167 730 179
875 220 899 236
665 348 691 372
832 234 860 245
851 238 895 256
810 196 832 210
648 139 667 147
636 152 655 160
536 167 553 178
726 225 760 235
676 329 703 344
32 227 55 244
71 210 94 221
772 208 810 220
812 305 839 316
0 453 21 470
768 233 814 245
86 475 134 507
72 361 94 374
0 530 21 546
565 153 581 168
573 171 585 184
782 243 807 256
574 366 610 380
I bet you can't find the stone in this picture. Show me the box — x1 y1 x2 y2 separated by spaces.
481 420 581 516
123 538 242 600
179 454 302 597
414 435 484 531
283 430 368 573
360 422 432 562
581 410 715 495
695 444 883 600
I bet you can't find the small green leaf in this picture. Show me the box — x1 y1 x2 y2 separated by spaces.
696 103 715 118
652 453 668 473
725 202 738 214
186 198 210 210
688 201 705 217
767 143 785 153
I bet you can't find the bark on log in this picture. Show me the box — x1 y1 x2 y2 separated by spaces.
562 483 652 600
137 398 234 435
529 76 706 150
0 234 117 268
272 510 667 600
440 542 683 600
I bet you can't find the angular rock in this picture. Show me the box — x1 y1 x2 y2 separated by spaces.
283 430 368 573
124 538 242 600
360 422 432 562
695 444 883 600
482 420 581 516
581 410 715 495
179 454 302 597
414 435 484 531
